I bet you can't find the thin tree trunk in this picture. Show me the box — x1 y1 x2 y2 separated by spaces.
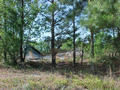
117 27 120 54
3 0 7 62
73 19 76 67
117 27 120 39
90 30 94 58
88 0 95 73
51 0 56 67
20 0 24 62
113 29 115 39
113 29 115 47
81 43 84 66
13 26 17 65
90 29 95 73
3 50 7 62
13 55 17 65
113 29 118 56
88 0 94 58
73 1 76 67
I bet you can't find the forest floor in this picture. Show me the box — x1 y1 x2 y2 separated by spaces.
0 61 120 90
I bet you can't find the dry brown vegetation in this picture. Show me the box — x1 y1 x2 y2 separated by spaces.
0 62 120 90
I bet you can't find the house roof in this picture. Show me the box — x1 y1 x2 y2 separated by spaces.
24 45 44 60
28 45 43 56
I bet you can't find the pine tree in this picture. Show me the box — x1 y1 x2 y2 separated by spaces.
41 0 68 67
63 0 85 67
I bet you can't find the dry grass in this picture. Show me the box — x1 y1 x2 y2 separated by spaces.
0 63 120 90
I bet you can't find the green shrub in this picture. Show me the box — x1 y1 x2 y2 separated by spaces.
72 75 117 90
54 78 68 89
97 56 120 67
22 81 46 90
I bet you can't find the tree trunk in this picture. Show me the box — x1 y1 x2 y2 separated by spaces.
88 0 94 59
73 19 76 67
81 43 84 66
88 0 94 73
3 0 7 62
90 29 95 73
117 27 120 53
12 26 17 65
73 1 76 67
20 0 24 62
117 27 120 39
3 49 7 62
51 0 56 67
12 55 17 65
90 30 94 58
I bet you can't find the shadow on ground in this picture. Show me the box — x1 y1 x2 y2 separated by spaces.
24 61 114 77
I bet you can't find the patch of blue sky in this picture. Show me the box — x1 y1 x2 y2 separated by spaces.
28 0 90 42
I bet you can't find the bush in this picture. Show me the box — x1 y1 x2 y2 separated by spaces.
22 81 46 90
97 56 120 68
72 75 116 90
54 78 68 89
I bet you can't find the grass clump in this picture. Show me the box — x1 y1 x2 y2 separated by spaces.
72 75 118 90
22 81 46 90
53 78 68 89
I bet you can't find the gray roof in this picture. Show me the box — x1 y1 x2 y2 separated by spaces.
24 45 43 60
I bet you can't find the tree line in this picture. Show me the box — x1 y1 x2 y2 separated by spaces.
0 0 120 68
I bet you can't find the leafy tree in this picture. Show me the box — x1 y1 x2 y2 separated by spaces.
81 0 120 57
63 0 85 66
0 0 40 64
41 0 69 67
81 0 120 73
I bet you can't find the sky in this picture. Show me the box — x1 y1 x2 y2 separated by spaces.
30 0 90 42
